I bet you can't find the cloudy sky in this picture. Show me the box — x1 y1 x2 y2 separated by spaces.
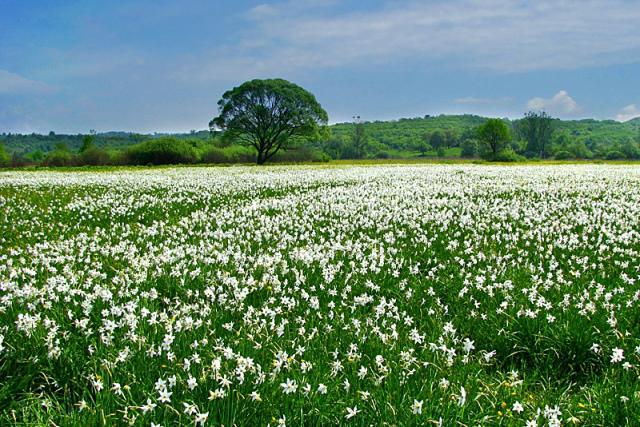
1 0 640 133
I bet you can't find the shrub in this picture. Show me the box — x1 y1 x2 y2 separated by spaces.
605 150 626 160
554 151 573 160
200 145 256 164
25 150 45 163
436 147 446 157
373 150 392 159
78 147 112 166
493 148 524 162
200 146 232 164
0 144 9 167
460 139 478 158
272 146 328 163
126 137 198 165
44 150 75 167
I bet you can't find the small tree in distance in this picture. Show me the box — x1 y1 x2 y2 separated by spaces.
518 111 554 158
210 79 329 165
477 119 511 160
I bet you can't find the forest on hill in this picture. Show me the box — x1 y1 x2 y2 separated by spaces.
1 114 639 167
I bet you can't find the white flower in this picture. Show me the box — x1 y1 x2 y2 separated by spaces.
611 347 625 363
280 378 297 394
457 386 467 406
141 399 157 414
158 389 172 403
317 383 328 394
345 406 360 419
513 401 524 413
183 402 197 416
250 391 262 401
411 399 423 415
187 375 198 390
195 412 209 425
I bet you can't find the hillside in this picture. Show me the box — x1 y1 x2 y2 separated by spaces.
1 114 639 163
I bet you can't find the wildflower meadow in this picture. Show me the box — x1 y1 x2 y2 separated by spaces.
1 164 639 426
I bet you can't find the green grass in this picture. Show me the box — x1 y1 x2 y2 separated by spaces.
0 164 639 426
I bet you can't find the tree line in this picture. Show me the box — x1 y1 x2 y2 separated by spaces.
1 79 639 167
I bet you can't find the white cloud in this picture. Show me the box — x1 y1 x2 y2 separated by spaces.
0 69 53 94
527 91 579 115
186 0 640 80
615 104 640 122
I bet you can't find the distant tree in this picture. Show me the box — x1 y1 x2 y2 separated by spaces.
80 133 96 153
411 138 433 157
351 116 368 159
210 79 328 165
569 141 592 159
477 119 511 160
620 138 640 159
0 143 9 167
25 149 45 163
44 150 74 167
518 111 555 158
551 131 572 155
460 139 478 158
429 130 447 150
444 128 459 147
325 136 346 159
54 141 70 152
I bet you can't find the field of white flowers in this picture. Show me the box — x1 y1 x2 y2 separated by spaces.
1 164 639 426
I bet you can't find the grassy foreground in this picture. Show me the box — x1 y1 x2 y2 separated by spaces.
0 164 639 426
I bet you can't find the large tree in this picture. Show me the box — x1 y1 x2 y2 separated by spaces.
518 111 555 158
210 79 328 165
477 119 511 160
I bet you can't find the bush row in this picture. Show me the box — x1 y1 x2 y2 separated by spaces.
3 137 330 168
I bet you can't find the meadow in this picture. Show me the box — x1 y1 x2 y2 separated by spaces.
0 164 639 426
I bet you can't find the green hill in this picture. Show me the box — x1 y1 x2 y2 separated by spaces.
1 114 639 164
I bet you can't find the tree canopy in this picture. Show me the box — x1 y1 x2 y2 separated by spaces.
210 79 329 164
518 111 555 158
477 119 511 160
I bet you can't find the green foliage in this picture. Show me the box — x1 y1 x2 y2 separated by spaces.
54 141 70 152
372 150 392 159
477 119 511 160
620 139 640 159
460 139 478 158
605 150 626 160
493 148 525 162
25 150 45 163
78 147 111 166
429 130 447 149
554 150 573 160
1 113 640 167
569 141 592 159
436 147 446 157
350 121 368 159
126 137 198 165
0 143 9 167
211 79 329 164
44 150 74 167
517 111 555 158
200 145 255 164
80 134 96 153
411 139 432 156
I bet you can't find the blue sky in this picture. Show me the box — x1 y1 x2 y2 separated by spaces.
1 0 640 133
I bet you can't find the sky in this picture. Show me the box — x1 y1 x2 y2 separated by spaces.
1 0 640 134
